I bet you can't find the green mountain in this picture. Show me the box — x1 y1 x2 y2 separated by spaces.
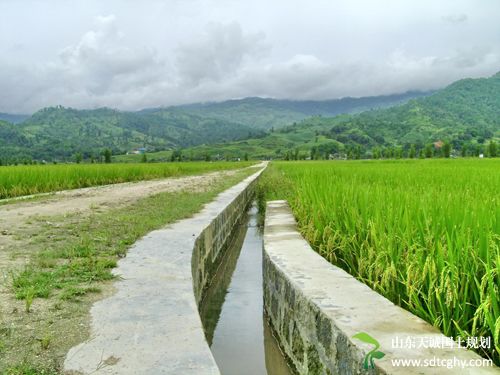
0 106 261 161
173 91 430 130
159 72 499 160
329 74 500 148
0 92 426 162
0 120 32 161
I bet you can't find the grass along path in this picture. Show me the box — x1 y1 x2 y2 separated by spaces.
0 166 258 374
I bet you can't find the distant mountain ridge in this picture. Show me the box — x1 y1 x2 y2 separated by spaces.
165 72 500 160
0 112 29 124
171 91 431 130
0 91 427 161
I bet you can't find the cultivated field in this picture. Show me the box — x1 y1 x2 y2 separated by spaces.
259 159 500 364
0 161 254 199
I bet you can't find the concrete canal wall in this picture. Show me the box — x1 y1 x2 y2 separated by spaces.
191 170 258 306
263 200 498 375
64 165 265 375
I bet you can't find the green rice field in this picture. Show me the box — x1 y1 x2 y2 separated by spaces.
259 159 499 364
0 161 254 199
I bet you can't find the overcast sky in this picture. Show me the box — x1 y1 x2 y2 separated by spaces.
1 0 499 113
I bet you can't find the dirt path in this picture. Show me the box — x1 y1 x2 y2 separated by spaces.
0 165 261 372
0 169 245 270
0 169 241 231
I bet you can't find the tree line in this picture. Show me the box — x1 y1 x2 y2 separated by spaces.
281 140 498 161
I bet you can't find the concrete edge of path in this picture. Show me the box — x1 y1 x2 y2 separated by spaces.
63 162 267 375
263 200 498 375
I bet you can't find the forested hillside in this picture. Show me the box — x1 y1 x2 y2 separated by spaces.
0 91 426 162
175 91 429 130
2 72 497 163
162 72 499 161
324 73 500 150
0 107 261 161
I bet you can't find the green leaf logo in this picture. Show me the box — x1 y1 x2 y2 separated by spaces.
352 332 385 370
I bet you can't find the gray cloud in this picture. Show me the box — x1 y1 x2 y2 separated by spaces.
176 22 268 85
0 0 499 113
56 15 165 94
0 15 170 111
183 48 500 103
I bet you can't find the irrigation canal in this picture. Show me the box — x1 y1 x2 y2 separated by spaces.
200 203 293 375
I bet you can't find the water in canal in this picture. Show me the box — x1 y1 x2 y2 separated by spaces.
199 203 293 375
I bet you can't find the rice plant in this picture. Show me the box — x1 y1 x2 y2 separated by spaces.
260 159 499 364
